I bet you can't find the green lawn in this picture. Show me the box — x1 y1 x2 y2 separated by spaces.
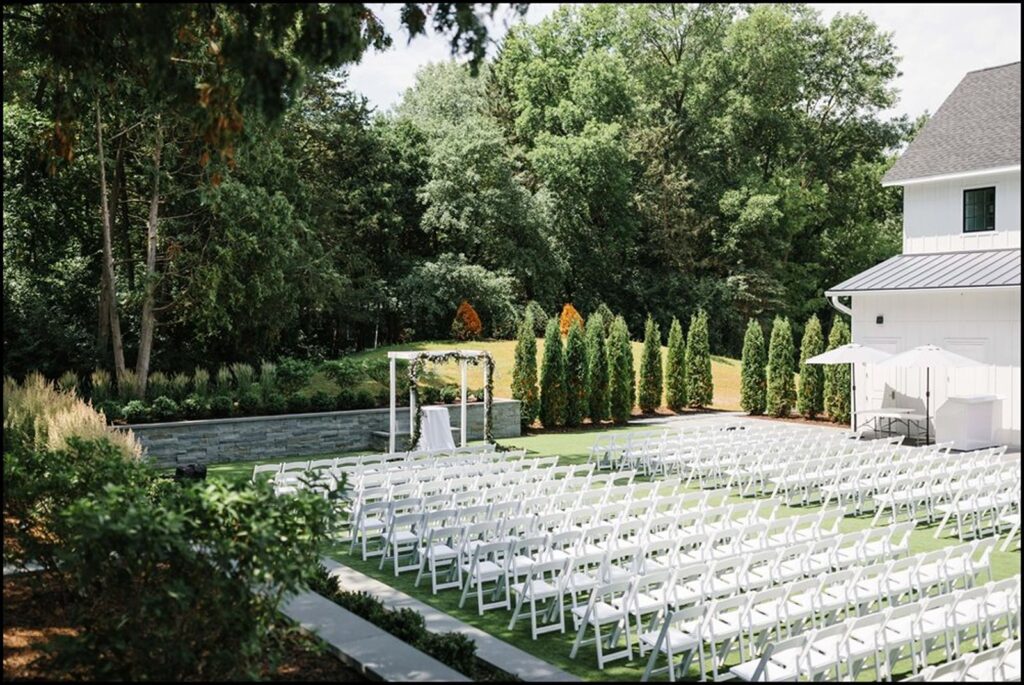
208 426 1020 681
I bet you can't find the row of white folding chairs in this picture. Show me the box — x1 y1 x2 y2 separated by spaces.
934 478 1023 542
577 543 1005 676
873 459 1019 527
345 449 532 487
904 637 1020 682
639 553 1011 681
347 451 547 496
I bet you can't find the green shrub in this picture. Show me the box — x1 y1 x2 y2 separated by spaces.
684 309 713 408
334 388 356 410
539 319 566 428
263 393 287 415
362 359 394 388
439 385 459 405
168 372 191 402
117 369 140 402
181 395 211 420
193 368 210 398
209 395 234 418
766 316 797 418
150 396 180 422
585 313 609 423
420 385 442 405
309 391 335 412
96 400 123 423
146 371 170 402
524 300 548 337
593 303 615 337
638 316 663 413
122 400 150 424
230 362 256 394
607 316 634 424
511 312 540 428
665 317 688 412
286 393 311 414
419 632 477 677
90 369 112 403
57 370 79 395
258 361 277 397
740 319 768 415
797 314 825 419
322 358 363 388
354 388 377 409
237 390 263 416
564 320 588 427
215 366 233 394
277 357 315 396
824 318 852 424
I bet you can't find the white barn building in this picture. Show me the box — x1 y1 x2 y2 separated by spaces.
827 61 1021 449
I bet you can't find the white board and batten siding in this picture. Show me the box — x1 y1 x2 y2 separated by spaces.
850 288 1021 448
903 169 1021 254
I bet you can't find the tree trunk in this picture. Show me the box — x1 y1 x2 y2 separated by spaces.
115 139 135 292
97 99 127 379
135 121 162 398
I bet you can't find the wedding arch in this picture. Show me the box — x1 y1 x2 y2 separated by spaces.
386 349 495 453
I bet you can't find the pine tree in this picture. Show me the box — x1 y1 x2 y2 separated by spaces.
684 309 713 408
797 314 826 418
740 319 767 415
665 317 688 412
539 319 567 427
564 319 588 427
637 316 663 413
766 316 797 418
607 316 634 424
585 312 609 423
824 317 852 424
511 311 540 428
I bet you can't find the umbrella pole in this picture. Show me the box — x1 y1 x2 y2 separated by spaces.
850 362 856 434
925 367 930 446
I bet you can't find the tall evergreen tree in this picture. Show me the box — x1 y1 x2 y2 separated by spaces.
824 318 852 424
684 309 713 408
564 319 588 427
511 311 540 428
585 312 609 423
766 316 797 417
665 317 687 412
539 318 566 427
637 315 663 413
740 319 767 415
797 314 825 418
607 315 633 424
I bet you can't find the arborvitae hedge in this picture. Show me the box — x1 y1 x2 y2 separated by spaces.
740 319 767 415
637 316 663 413
539 319 566 427
593 303 615 337
766 316 797 417
607 316 633 424
559 303 584 337
564 320 588 427
524 300 548 337
511 312 540 428
450 300 482 340
797 314 825 419
684 309 713 408
585 313 609 423
824 317 852 424
665 317 687 412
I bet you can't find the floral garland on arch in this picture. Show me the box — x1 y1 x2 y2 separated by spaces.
408 351 496 449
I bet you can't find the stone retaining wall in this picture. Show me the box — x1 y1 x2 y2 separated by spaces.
120 399 521 468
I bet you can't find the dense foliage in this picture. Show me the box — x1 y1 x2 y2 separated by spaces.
638 316 663 413
740 319 768 415
563 319 588 427
585 313 609 423
539 319 566 427
665 317 688 412
684 309 713 408
797 314 826 418
4 3 906 381
511 312 540 427
607 316 634 423
766 316 798 417
824 317 853 424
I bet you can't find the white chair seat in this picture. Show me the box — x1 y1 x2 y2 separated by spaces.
731 650 801 681
573 601 623 625
512 579 559 600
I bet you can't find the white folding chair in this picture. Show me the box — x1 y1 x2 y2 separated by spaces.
458 540 512 615
570 580 633 670
640 604 706 682
507 557 570 639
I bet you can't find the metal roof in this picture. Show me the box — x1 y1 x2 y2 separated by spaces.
827 249 1021 295
882 62 1020 185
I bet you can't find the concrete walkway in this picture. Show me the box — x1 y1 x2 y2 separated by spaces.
324 557 581 682
282 589 469 682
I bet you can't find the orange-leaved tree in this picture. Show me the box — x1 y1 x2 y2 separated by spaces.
559 303 584 337
451 300 483 340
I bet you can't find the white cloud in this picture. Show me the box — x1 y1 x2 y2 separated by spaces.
347 3 1022 118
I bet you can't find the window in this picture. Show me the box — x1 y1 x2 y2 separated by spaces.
963 187 995 233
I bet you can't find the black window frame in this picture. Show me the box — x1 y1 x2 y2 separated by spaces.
963 186 996 233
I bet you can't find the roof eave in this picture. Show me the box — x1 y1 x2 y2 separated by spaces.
826 284 1021 297
882 164 1021 187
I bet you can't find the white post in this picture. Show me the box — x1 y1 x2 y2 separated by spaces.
460 359 468 447
409 377 416 449
483 358 491 442
389 357 397 453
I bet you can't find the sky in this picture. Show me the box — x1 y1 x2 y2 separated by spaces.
346 3 1022 120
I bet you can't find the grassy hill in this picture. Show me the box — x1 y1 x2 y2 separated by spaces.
340 339 744 411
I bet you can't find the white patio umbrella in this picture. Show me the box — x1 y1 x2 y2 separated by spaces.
876 345 985 444
805 343 892 432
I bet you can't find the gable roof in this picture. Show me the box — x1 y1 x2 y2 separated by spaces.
827 248 1021 295
882 61 1021 185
